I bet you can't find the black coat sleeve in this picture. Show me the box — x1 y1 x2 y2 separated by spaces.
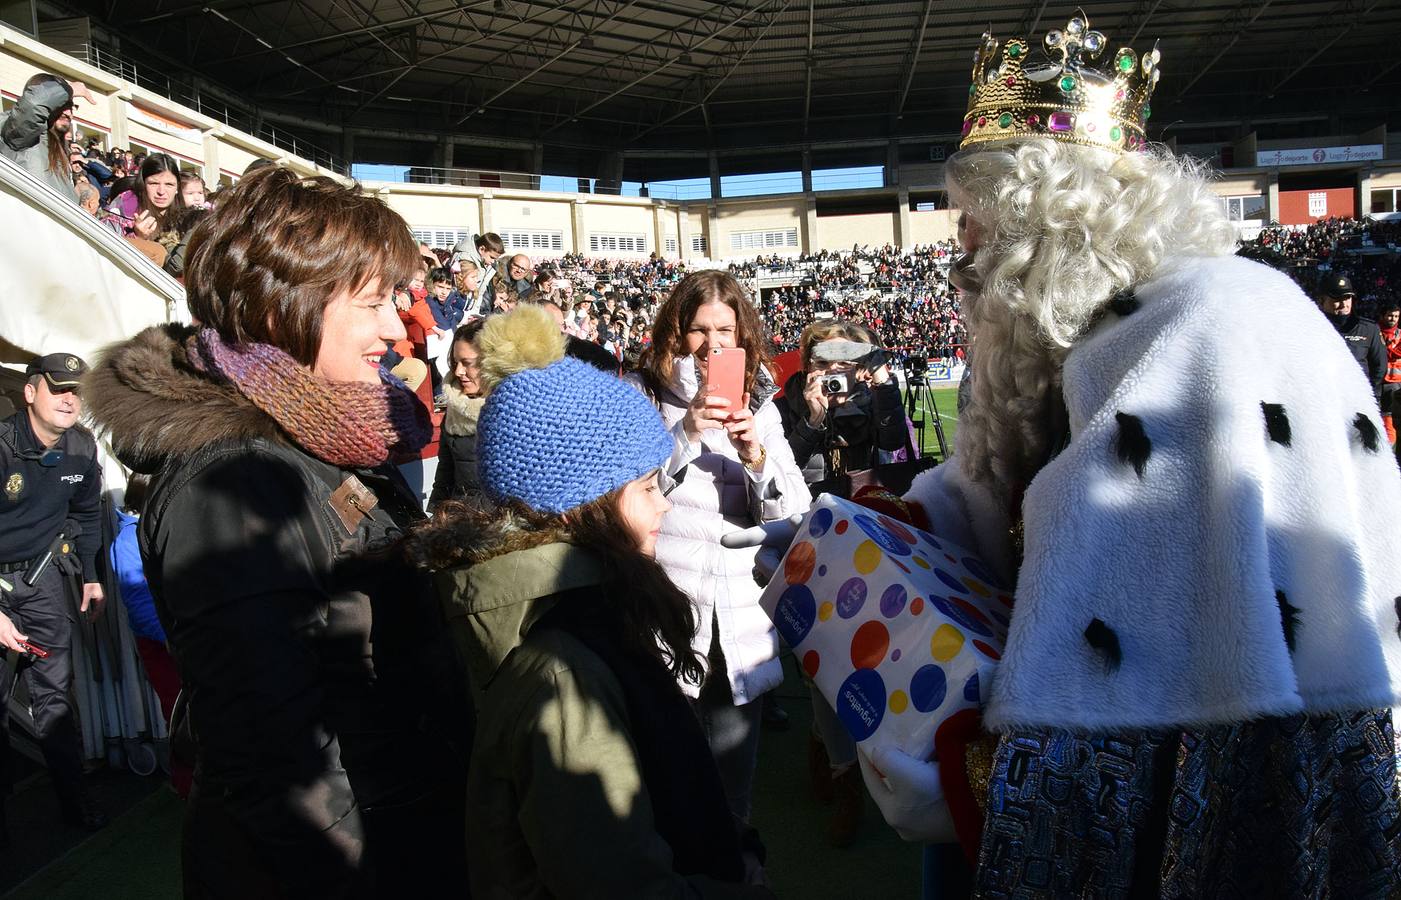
869 380 908 452
69 436 103 582
146 451 364 892
428 434 456 512
779 372 825 468
1366 328 1387 397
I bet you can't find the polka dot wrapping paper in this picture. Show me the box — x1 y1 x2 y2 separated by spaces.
759 493 1010 762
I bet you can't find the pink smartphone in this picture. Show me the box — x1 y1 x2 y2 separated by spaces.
705 347 746 414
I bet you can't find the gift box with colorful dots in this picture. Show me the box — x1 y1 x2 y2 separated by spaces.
760 493 1010 761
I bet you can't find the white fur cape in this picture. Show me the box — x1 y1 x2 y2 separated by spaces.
906 255 1401 732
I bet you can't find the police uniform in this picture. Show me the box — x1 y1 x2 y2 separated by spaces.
0 354 103 830
1319 273 1387 397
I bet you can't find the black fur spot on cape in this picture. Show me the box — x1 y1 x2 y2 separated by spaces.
1261 403 1292 447
1276 590 1300 652
1114 412 1151 478
1354 413 1380 453
1394 597 1401 640
1084 618 1122 672
1109 290 1140 317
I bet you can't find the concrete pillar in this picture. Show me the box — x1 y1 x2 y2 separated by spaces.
708 152 722 199
885 140 900 188
706 202 721 259
896 188 911 250
801 196 817 254
678 208 693 261
1359 167 1374 219
340 130 355 171
1266 172 1280 225
437 137 455 172
652 203 667 257
200 130 220 187
531 143 544 191
577 177 591 194
801 147 813 193
571 199 587 254
108 91 129 153
480 194 494 233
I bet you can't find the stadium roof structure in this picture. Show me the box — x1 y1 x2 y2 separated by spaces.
67 0 1401 180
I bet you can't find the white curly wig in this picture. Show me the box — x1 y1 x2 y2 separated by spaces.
946 138 1238 504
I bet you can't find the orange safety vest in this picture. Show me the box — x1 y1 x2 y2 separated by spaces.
1384 327 1401 384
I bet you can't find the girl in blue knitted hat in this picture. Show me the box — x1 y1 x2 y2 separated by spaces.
410 306 774 898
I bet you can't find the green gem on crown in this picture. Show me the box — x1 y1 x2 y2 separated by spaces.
1117 53 1134 73
1007 44 1022 59
999 113 1013 128
1059 74 1077 92
1110 125 1123 142
969 84 976 96
1143 104 1152 120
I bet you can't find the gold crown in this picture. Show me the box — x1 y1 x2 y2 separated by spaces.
960 12 1160 153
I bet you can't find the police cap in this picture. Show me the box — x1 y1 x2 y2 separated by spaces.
25 353 89 390
1320 274 1355 299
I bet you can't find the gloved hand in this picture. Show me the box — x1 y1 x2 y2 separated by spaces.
858 745 957 844
719 513 804 587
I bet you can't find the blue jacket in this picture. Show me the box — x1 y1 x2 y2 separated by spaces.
111 511 166 643
427 290 469 331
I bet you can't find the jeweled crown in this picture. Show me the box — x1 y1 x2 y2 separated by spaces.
961 12 1160 153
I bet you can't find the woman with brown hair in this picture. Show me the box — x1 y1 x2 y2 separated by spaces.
86 166 470 898
631 270 809 824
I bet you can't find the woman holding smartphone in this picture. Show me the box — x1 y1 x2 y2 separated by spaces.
632 270 809 824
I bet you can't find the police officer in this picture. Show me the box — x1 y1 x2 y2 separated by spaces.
0 353 107 835
1316 273 1386 398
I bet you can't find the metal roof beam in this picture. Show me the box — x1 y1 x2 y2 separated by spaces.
891 0 935 121
629 0 793 143
541 0 774 136
1266 0 1382 98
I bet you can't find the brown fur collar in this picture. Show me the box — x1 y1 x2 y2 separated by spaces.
84 324 289 472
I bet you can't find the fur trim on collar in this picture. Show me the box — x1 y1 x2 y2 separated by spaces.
85 324 287 472
441 382 485 438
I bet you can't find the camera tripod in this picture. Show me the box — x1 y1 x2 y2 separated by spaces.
903 367 950 460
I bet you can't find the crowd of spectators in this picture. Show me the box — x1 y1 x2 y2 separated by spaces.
1245 217 1401 319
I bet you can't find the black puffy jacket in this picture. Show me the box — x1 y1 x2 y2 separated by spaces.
87 325 471 899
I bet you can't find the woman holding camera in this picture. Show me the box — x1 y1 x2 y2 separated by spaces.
633 270 809 824
779 320 909 490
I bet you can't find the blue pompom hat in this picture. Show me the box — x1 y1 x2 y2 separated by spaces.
476 355 673 515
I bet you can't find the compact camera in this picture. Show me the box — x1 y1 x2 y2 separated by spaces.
821 373 850 395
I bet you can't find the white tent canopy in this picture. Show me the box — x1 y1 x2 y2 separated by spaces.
0 154 187 363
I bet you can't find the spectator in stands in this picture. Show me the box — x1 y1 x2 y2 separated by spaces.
454 260 481 306
87 166 470 897
425 266 468 379
73 179 100 216
178 172 207 209
102 152 186 267
70 146 112 202
631 270 809 824
410 306 771 898
428 318 486 511
450 232 504 315
495 254 535 312
1316 273 1386 397
1 73 95 200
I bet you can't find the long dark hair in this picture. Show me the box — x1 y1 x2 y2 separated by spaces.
638 269 772 398
24 73 72 179
409 488 704 686
134 153 186 222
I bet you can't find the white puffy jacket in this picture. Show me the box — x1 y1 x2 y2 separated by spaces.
629 360 811 704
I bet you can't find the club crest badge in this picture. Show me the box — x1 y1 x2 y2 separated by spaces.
5 472 22 501
63 356 79 372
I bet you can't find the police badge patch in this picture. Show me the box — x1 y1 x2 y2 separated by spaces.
64 356 79 372
5 472 22 501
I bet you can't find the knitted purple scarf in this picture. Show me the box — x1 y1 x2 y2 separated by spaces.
187 328 431 468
